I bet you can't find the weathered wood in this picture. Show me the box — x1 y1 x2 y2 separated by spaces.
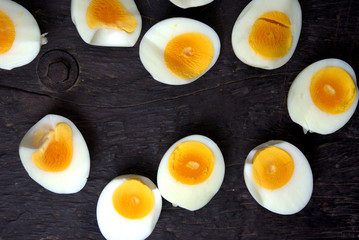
1 0 359 239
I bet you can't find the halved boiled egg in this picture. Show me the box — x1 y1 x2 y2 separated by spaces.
0 0 47 70
169 0 214 9
287 59 358 135
97 174 162 240
71 0 142 47
157 135 225 211
19 114 90 194
139 17 220 85
244 140 313 215
231 0 301 69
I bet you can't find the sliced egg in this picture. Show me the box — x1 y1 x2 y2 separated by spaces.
97 174 162 240
139 17 221 85
0 0 47 70
169 0 214 9
18 114 90 194
71 0 142 47
288 59 358 135
157 135 225 211
231 0 301 69
244 140 313 215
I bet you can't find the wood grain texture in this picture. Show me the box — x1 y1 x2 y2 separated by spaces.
1 0 359 239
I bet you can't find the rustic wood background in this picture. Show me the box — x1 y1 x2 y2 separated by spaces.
1 0 359 239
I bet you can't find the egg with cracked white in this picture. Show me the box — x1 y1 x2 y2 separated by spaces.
97 174 162 240
0 0 47 70
18 114 90 194
287 59 358 135
157 135 225 211
244 140 313 215
231 0 301 69
71 0 142 47
139 17 220 85
169 0 214 9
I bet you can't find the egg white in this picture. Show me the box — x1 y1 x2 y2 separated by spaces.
243 140 313 215
231 0 302 69
18 114 90 194
97 174 162 240
169 0 214 9
139 17 221 85
0 0 46 70
287 59 358 135
71 0 142 47
157 135 225 211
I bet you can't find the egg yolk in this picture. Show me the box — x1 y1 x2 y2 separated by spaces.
252 146 294 190
32 123 73 172
310 66 357 114
249 11 292 59
0 10 16 55
164 32 214 79
86 0 137 33
168 141 215 185
112 179 155 219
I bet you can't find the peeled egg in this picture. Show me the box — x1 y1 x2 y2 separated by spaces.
71 0 142 47
18 114 90 194
157 135 225 211
97 174 162 240
231 0 301 69
139 17 220 85
169 0 214 9
0 0 47 70
244 140 313 215
288 59 358 135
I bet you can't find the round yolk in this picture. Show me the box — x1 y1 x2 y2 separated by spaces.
310 66 357 114
168 141 215 185
86 0 137 33
0 10 16 55
252 146 294 190
164 32 214 79
249 11 292 59
32 123 73 172
112 179 155 219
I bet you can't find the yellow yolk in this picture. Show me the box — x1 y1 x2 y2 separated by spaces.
252 146 294 190
0 10 16 54
86 0 137 33
168 141 215 185
249 11 292 59
112 179 155 219
310 67 357 114
164 32 214 79
32 123 73 172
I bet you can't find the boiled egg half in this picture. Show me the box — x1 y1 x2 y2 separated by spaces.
244 140 313 215
287 59 358 135
139 17 220 85
97 174 162 240
71 0 142 47
169 0 214 9
231 0 301 69
0 0 47 70
19 114 90 194
157 135 225 211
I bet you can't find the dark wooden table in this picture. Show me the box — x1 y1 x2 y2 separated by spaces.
1 0 359 239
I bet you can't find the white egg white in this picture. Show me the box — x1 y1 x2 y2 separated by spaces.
71 0 142 47
169 0 214 9
243 140 313 215
97 174 162 240
0 0 47 70
139 17 221 85
157 135 225 211
231 0 301 69
18 114 90 194
287 59 358 135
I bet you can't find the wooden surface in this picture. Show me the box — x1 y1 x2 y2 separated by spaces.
1 0 359 239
